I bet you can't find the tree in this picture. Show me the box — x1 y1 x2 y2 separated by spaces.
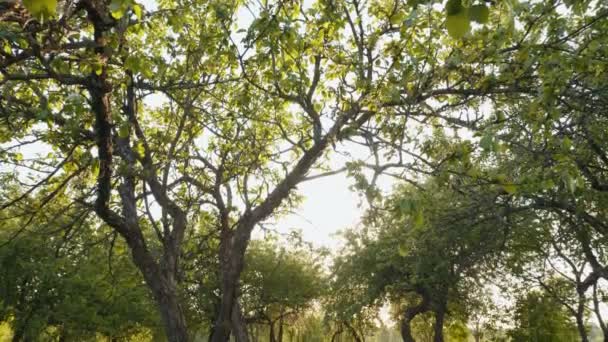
453 3 608 340
3 0 607 341
331 172 517 342
0 0 511 340
0 197 160 341
508 289 579 342
239 235 326 342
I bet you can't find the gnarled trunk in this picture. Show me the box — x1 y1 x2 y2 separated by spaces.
126 235 189 342
154 282 189 342
401 294 430 342
345 322 363 342
210 230 249 342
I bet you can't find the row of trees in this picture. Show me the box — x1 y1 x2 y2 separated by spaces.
329 0 608 338
2 180 606 342
1 0 607 340
0 207 331 341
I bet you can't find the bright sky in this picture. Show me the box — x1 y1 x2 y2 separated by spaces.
270 172 364 248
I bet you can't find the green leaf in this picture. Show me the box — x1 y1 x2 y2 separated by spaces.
468 5 489 24
494 174 507 183
502 184 517 194
446 12 470 39
37 109 49 120
445 0 464 16
562 137 572 150
541 179 555 190
562 173 576 194
91 158 100 177
22 0 57 21
118 122 129 138
414 210 424 228
398 243 408 257
134 141 145 159
398 198 413 215
124 55 140 71
110 0 130 19
93 63 103 76
389 10 406 26
132 4 143 20
480 134 493 151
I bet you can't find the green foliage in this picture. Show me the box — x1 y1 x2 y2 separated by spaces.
0 201 160 340
22 0 57 21
1 0 608 340
331 173 516 339
509 289 580 342
446 11 470 38
468 5 490 24
241 234 327 337
444 0 491 38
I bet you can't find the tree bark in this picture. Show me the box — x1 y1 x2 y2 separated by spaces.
154 281 189 342
575 289 589 342
401 294 430 342
231 300 249 342
208 98 352 341
575 313 589 342
124 232 189 342
433 307 445 342
11 327 24 342
89 71 189 342
269 321 277 342
211 229 249 342
345 322 363 342
592 283 608 342
331 325 343 342
278 313 284 342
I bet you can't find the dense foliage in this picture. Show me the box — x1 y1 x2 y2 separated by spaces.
1 0 607 341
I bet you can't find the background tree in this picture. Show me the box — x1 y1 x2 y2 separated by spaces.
239 234 327 342
1 0 607 341
0 0 506 340
508 289 579 342
331 171 518 342
0 195 160 341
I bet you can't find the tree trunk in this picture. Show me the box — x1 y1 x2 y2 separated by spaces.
269 321 277 342
231 301 249 342
433 308 445 342
11 327 24 342
85 1 192 340
124 232 189 342
331 325 343 342
400 311 417 342
592 283 608 342
154 282 189 342
575 314 589 342
345 322 363 342
401 294 430 342
247 324 255 342
575 291 589 342
472 322 482 342
211 230 249 342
